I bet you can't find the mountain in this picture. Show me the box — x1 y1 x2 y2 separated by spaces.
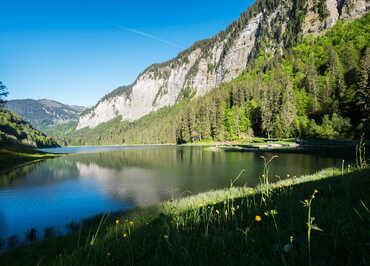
5 99 85 135
0 108 59 148
66 13 370 145
77 0 369 130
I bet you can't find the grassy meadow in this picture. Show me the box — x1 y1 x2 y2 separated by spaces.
0 156 369 265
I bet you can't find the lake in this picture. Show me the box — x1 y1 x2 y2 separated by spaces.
0 145 351 246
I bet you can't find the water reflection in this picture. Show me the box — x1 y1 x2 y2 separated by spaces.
0 146 346 243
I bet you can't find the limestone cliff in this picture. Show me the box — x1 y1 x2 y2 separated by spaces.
77 0 368 130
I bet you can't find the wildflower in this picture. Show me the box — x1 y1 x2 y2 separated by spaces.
255 215 262 222
270 209 278 215
199 203 204 207
212 201 217 205
287 174 290 178
129 221 134 226
290 235 294 244
303 199 309 207
293 175 296 178
216 209 220 214
123 233 127 238
107 252 111 256
261 174 265 178
314 189 318 194
115 219 119 224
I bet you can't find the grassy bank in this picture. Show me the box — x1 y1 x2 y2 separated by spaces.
1 164 369 265
0 143 61 172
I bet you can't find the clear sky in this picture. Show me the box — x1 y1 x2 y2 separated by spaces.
1 0 254 107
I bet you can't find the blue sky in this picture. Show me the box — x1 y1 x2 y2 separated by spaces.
1 0 254 107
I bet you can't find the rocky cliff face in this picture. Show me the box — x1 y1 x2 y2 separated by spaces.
77 0 369 130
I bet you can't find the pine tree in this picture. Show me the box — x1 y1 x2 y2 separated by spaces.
280 74 297 136
357 48 370 124
0 82 8 107
304 58 319 113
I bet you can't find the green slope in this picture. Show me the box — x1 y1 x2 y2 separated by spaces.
0 108 59 148
4 99 84 136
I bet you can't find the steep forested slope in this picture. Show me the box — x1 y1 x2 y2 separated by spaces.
0 108 59 148
65 14 369 145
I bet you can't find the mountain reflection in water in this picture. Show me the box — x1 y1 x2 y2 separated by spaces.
0 146 347 242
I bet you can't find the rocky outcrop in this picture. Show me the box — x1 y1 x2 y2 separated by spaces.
77 0 368 130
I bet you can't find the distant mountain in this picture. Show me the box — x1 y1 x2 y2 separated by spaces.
5 99 86 136
0 108 59 148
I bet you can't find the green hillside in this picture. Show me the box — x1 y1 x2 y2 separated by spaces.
0 108 59 148
66 14 369 145
4 99 84 136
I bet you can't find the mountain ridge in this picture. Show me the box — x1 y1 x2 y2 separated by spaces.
5 99 86 135
77 0 368 130
66 12 370 145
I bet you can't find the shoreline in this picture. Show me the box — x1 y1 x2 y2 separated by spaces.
0 144 64 174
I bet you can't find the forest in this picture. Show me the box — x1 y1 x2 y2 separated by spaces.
65 14 369 146
0 108 59 148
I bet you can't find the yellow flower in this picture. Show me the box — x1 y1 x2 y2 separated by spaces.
287 174 290 178
255 215 262 222
107 252 111 256
115 219 119 224
215 209 220 214
212 201 217 205
290 235 294 243
129 221 134 226
123 233 127 238
261 174 265 178
314 189 318 194
199 203 204 207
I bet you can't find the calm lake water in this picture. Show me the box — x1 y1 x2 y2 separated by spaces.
0 145 351 245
